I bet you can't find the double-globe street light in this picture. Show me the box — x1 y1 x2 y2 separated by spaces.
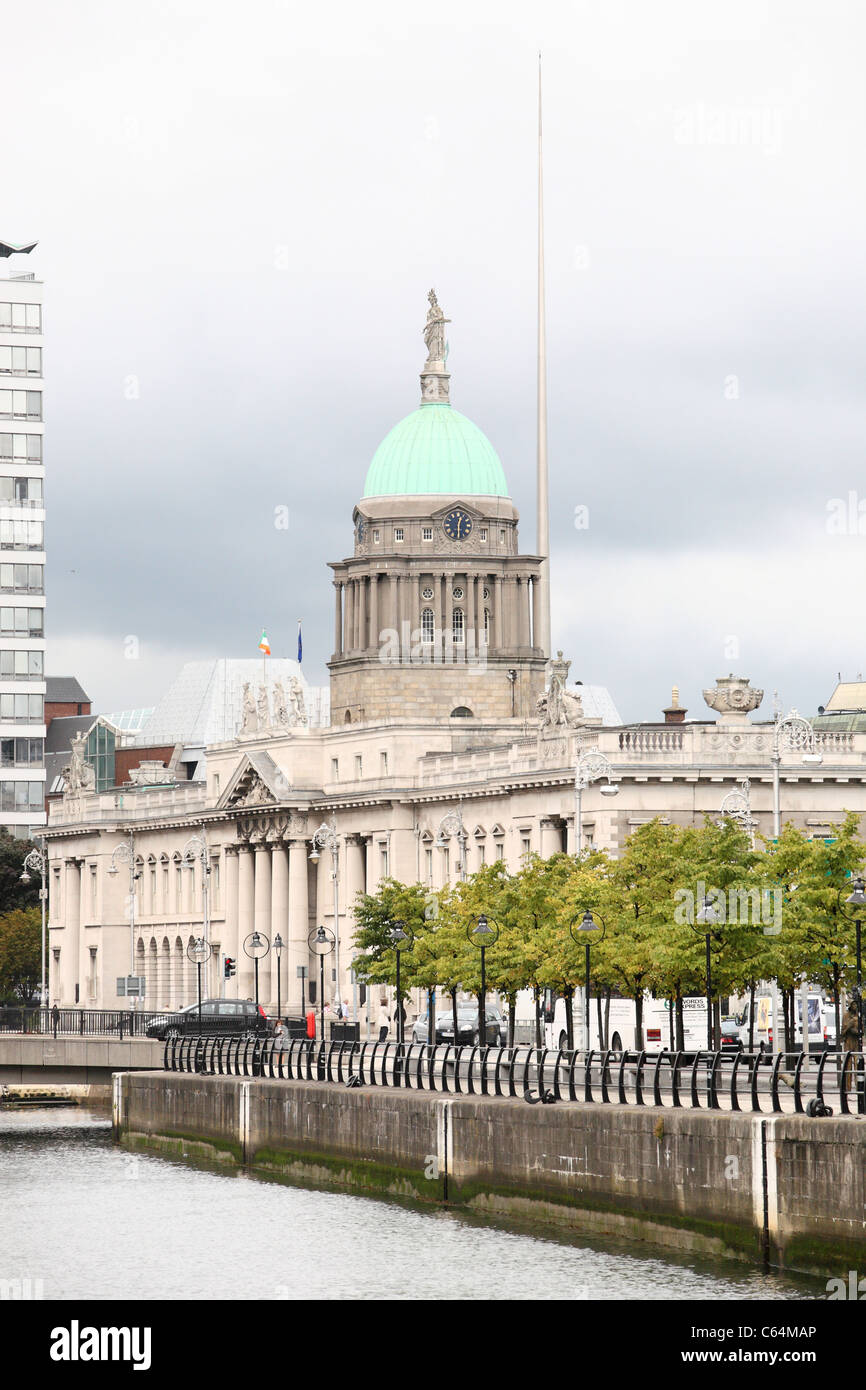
20 837 48 1008
467 914 499 1046
571 910 605 1052
186 937 213 1033
574 748 619 856
308 924 335 1041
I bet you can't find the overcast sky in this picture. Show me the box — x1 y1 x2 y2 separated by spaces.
4 0 865 723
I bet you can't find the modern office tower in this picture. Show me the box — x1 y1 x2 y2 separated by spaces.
0 241 45 837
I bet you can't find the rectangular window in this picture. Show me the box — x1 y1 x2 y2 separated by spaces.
0 780 42 811
0 649 43 679
442 848 450 880
0 738 43 766
0 347 41 376
0 435 41 462
211 860 220 912
373 529 380 543
0 476 43 505
425 847 433 883
380 846 389 878
478 842 486 864
500 529 505 542
354 754 362 778
496 843 504 860
0 303 41 334
0 519 43 549
0 564 44 593
421 527 433 541
479 528 488 541
0 391 41 420
90 865 97 915
521 837 531 858
331 757 339 780
394 528 404 542
380 751 388 775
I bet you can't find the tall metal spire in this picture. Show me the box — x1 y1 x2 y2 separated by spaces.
536 53 551 657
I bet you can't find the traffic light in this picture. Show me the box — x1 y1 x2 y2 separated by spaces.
224 956 236 979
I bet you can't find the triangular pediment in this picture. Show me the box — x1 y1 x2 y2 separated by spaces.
218 750 291 809
429 499 484 522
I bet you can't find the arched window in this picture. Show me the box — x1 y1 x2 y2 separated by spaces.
451 706 473 718
421 608 434 644
452 607 464 643
344 710 352 724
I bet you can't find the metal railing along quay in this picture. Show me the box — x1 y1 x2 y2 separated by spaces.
163 1037 866 1116
0 1006 162 1039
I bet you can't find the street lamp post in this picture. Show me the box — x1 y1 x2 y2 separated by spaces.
310 819 341 1013
308 925 335 1041
108 833 141 1004
186 938 213 1033
182 829 211 996
693 895 723 1051
243 930 270 1015
574 747 619 856
388 921 413 1047
571 910 605 1051
467 915 499 1046
772 709 822 839
273 933 284 1022
20 836 48 1008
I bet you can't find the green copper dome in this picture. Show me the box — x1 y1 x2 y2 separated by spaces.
363 403 509 499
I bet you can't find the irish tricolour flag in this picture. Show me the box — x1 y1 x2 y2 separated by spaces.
258 629 271 656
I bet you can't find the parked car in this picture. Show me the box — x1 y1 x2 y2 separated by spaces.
145 999 270 1040
411 1004 505 1046
719 1016 743 1052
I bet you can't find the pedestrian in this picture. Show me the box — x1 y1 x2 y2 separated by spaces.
841 999 860 1093
51 1002 59 1039
377 996 390 1043
273 1018 287 1051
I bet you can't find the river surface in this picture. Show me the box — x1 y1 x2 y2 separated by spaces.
0 1107 826 1301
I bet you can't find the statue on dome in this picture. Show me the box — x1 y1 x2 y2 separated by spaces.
288 675 307 727
423 289 450 365
240 682 257 735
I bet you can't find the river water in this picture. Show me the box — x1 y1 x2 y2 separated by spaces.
0 1107 825 1301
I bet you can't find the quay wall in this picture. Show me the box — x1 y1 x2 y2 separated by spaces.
114 1072 866 1277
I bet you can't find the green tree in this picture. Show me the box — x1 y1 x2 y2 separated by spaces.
0 834 41 915
0 907 41 1001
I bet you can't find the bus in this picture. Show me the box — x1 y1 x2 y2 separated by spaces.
513 989 708 1053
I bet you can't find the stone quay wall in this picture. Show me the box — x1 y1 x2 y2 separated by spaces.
114 1071 866 1277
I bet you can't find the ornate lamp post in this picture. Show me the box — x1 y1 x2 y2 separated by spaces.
388 920 414 1047
308 925 335 1040
772 709 822 839
693 895 723 1051
273 933 284 1022
720 778 757 850
20 836 48 1008
243 930 270 1015
467 914 499 1045
310 819 341 1010
571 910 605 1051
108 833 141 999
574 749 619 856
182 828 211 945
186 937 213 1032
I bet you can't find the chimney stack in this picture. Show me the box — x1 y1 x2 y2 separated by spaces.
663 685 687 724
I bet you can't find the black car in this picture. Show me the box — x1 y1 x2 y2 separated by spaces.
411 1005 505 1047
145 999 270 1040
719 1017 743 1052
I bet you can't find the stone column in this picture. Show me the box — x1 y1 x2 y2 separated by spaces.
333 581 343 657
223 845 239 994
494 574 504 652
64 859 82 1006
531 575 540 650
365 836 377 892
343 835 366 1004
358 575 367 652
444 575 454 663
518 575 531 647
412 573 420 650
237 845 254 1000
288 839 310 1014
369 574 379 653
389 574 399 643
253 842 272 1007
539 818 560 859
345 581 355 654
270 842 289 1016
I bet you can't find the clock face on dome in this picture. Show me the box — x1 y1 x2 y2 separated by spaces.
443 508 472 541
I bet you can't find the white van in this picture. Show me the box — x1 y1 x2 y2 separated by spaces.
734 991 826 1053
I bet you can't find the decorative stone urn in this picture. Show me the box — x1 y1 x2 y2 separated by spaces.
702 674 763 724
